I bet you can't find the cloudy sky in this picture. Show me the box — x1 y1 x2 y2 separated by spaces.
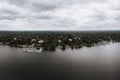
0 0 120 30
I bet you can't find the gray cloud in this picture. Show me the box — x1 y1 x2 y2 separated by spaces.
1 9 18 15
30 3 57 12
0 0 120 30
5 0 28 5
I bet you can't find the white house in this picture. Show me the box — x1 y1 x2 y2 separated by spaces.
14 37 17 40
58 40 62 43
31 39 36 42
78 37 81 40
69 39 72 42
38 40 44 43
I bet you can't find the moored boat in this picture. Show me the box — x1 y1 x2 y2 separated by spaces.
23 48 43 53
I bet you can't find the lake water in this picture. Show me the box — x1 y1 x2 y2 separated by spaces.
0 42 120 80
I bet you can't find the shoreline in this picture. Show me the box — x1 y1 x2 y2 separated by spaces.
0 41 117 51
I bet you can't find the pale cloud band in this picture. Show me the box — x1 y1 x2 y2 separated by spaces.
0 0 120 30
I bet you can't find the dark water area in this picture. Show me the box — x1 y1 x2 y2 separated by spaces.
0 43 120 80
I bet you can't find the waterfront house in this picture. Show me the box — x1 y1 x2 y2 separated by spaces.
69 39 72 42
38 40 44 43
58 40 62 43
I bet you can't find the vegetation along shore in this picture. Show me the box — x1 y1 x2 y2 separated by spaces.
0 31 120 51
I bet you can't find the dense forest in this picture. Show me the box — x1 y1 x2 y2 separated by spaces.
0 31 120 51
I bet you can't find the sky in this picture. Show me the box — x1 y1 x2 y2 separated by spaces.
0 0 120 30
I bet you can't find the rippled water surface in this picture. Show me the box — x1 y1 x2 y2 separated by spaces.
0 43 120 80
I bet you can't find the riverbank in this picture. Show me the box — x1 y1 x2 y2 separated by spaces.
0 41 116 51
0 31 120 51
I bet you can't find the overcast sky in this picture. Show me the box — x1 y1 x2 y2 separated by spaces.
0 0 119 30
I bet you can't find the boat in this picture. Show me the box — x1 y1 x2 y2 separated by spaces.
23 48 43 53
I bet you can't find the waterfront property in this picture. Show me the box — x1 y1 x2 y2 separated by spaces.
0 31 120 51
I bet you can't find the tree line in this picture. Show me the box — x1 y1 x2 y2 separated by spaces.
0 31 120 51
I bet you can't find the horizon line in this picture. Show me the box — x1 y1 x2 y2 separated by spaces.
0 30 120 32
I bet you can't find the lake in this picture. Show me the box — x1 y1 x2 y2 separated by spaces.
0 42 120 80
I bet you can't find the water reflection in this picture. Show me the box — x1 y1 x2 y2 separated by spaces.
0 43 120 80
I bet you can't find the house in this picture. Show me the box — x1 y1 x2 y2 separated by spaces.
78 37 81 40
31 39 36 42
14 37 17 40
38 40 44 43
69 39 72 42
58 40 62 43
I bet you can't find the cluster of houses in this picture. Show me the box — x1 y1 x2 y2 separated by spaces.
12 36 81 49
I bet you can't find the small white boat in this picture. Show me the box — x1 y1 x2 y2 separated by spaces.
23 48 42 53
